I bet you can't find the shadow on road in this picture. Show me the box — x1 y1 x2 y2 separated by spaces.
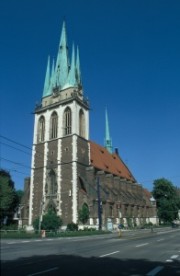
1 254 180 276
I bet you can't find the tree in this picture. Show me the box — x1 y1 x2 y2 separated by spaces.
152 178 180 223
33 209 63 231
78 203 90 224
0 170 16 225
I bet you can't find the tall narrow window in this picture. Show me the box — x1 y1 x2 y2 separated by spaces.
38 116 45 142
79 109 85 137
50 112 58 139
49 170 56 195
64 107 72 135
109 205 113 217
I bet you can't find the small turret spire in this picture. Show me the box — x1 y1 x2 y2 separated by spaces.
76 46 82 86
64 43 77 89
50 58 55 89
104 109 113 153
42 56 51 97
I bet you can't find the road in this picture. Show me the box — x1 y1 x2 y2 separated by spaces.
1 228 180 275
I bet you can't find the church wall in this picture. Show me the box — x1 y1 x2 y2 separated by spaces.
47 139 58 165
31 143 45 222
60 136 73 224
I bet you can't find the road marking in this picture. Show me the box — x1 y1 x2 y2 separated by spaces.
7 242 16 244
171 255 179 259
135 243 149 247
21 240 30 243
100 251 119 258
27 267 59 275
146 266 164 276
46 239 53 241
166 259 173 262
34 240 43 242
157 239 164 242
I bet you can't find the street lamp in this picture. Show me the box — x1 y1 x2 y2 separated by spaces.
97 177 102 230
38 200 44 233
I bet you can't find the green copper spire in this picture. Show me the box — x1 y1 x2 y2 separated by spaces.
55 21 69 89
50 58 55 89
42 56 51 97
76 46 82 86
105 109 113 153
42 22 83 97
63 44 77 89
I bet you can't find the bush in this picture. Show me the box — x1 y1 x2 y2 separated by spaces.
66 222 78 231
0 223 18 230
33 210 63 231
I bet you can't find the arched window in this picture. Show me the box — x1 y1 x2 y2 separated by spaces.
48 170 57 195
64 107 72 135
50 112 58 139
38 116 45 142
79 109 85 137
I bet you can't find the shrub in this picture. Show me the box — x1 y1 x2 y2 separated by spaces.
66 222 78 231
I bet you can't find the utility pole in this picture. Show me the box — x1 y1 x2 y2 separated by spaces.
97 177 102 230
38 200 44 233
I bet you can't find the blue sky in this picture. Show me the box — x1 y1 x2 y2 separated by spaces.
0 0 180 191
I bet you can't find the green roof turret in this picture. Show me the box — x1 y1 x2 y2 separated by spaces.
63 44 77 89
42 56 51 97
104 109 113 153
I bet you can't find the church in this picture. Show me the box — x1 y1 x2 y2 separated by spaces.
25 22 157 230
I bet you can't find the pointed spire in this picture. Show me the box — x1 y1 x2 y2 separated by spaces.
50 58 55 89
104 109 113 153
55 21 69 89
76 46 82 86
42 56 51 97
63 44 77 89
42 22 83 97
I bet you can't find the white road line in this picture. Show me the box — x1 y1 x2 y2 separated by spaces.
27 267 59 275
146 265 164 276
7 242 16 244
34 240 43 242
135 243 149 247
157 239 164 242
166 260 173 262
171 255 179 259
21 241 30 243
46 239 53 241
100 251 120 258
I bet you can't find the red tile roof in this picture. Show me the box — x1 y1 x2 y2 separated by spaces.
89 141 136 182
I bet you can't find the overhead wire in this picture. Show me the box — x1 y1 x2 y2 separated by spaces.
0 134 180 185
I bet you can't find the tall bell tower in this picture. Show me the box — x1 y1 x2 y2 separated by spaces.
29 22 90 226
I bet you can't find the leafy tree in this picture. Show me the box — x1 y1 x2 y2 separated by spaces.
33 209 63 231
32 217 40 231
78 203 90 224
16 190 24 204
0 169 16 225
152 178 180 223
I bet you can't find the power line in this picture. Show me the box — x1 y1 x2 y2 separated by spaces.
0 134 32 151
0 141 31 156
0 134 44 159
0 157 31 169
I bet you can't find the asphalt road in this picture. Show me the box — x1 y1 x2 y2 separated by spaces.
1 228 180 275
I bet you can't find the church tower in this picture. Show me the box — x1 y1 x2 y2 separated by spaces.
29 22 90 226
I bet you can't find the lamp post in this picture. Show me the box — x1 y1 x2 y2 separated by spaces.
18 204 25 229
97 177 102 230
38 200 44 233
